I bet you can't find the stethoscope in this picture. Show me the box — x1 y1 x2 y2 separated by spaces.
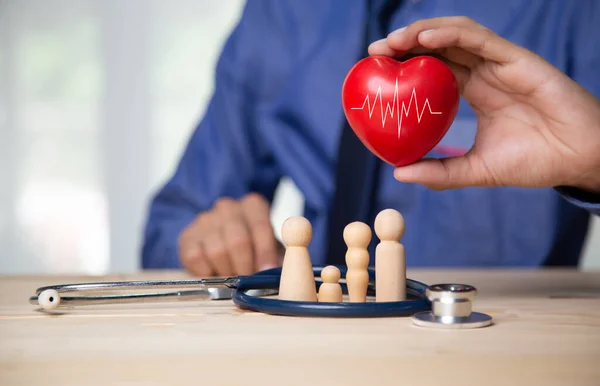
29 265 493 328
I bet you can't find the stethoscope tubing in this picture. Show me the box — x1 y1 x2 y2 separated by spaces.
233 266 431 317
233 282 430 318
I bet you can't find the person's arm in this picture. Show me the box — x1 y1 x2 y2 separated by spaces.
141 1 289 268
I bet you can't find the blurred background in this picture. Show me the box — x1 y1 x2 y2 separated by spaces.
0 0 598 275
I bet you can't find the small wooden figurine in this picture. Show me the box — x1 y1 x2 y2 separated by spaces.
318 265 343 302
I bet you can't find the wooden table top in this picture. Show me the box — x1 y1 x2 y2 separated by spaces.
1 269 599 386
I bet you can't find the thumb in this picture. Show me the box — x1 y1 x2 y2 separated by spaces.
393 155 487 190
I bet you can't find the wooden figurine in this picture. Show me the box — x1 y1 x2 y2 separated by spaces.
374 209 406 302
318 265 343 302
278 216 318 302
343 221 371 302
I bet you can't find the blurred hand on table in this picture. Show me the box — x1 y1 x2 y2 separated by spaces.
178 193 284 276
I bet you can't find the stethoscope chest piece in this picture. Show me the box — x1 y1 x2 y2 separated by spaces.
412 284 492 329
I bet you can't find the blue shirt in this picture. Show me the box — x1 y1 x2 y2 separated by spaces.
142 0 600 269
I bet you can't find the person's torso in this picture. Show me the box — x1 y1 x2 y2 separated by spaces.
252 0 591 266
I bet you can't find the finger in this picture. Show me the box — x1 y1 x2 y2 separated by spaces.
178 218 213 277
435 47 483 69
240 193 279 272
368 38 398 57
417 27 521 64
393 153 490 190
185 248 213 277
383 16 479 55
214 198 253 275
388 17 522 64
197 212 234 276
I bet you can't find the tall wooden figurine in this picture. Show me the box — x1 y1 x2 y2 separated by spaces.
374 209 406 302
343 221 371 302
278 216 318 302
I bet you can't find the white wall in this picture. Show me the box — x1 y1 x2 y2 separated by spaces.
0 0 598 274
583 217 600 269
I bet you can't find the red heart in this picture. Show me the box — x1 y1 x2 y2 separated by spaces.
342 55 460 167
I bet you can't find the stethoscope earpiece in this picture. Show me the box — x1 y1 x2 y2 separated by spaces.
37 289 61 311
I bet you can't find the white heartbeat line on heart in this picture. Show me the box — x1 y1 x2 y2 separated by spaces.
350 77 442 138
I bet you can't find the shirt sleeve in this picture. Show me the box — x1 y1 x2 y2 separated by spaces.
141 1 289 268
555 187 600 216
554 1 600 216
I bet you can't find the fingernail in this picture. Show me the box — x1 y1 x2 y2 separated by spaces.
419 29 435 37
388 26 406 39
394 168 409 180
393 169 402 180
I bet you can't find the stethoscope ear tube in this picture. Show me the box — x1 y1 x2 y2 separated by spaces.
28 265 431 317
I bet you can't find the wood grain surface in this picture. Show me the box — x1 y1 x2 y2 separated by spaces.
1 269 599 386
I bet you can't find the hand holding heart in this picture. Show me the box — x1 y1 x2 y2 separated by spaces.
367 16 600 193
